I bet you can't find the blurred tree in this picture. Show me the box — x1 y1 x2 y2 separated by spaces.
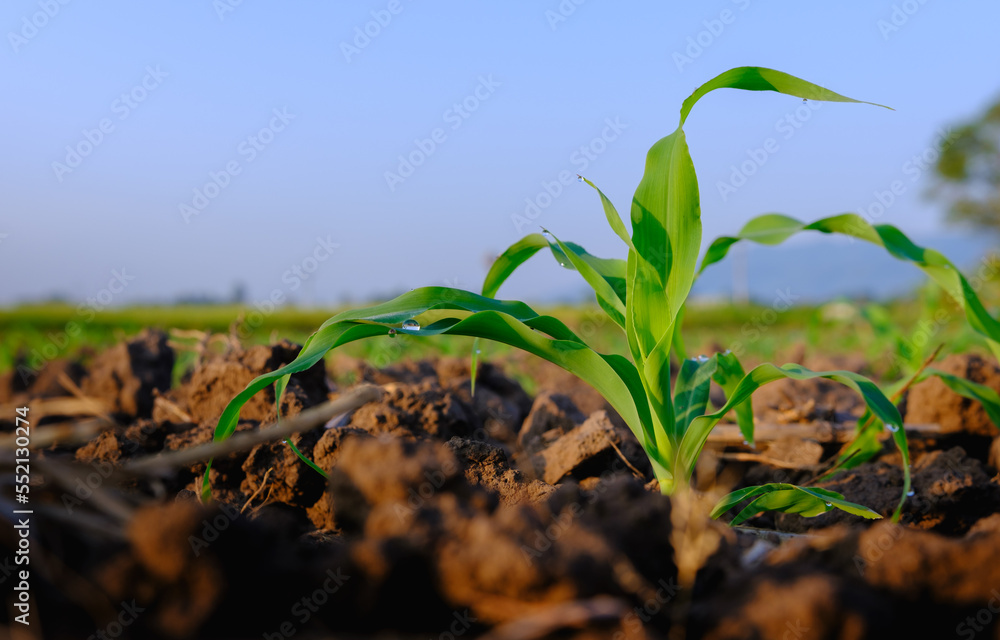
929 96 1000 231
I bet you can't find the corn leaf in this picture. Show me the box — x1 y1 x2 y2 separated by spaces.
673 356 719 437
711 483 881 526
700 213 1000 362
679 363 910 520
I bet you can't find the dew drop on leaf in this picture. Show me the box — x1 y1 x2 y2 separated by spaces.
401 319 420 331
576 174 584 183
824 502 832 507
388 328 397 338
907 490 915 497
886 423 900 433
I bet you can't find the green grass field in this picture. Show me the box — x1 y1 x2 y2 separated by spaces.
2 288 992 394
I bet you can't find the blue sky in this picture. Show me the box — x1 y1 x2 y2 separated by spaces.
2 1 998 307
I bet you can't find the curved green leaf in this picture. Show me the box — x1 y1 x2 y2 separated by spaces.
700 213 1000 363
679 66 891 127
712 483 881 526
579 175 634 251
210 287 659 469
545 230 625 329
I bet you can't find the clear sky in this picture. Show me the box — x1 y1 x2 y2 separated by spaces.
2 1 998 307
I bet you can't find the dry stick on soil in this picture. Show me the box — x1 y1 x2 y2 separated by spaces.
478 597 628 640
604 434 646 480
122 384 383 477
56 371 119 426
717 451 813 470
806 344 944 484
34 458 134 523
0 416 114 450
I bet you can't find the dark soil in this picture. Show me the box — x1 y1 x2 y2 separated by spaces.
2 335 1000 639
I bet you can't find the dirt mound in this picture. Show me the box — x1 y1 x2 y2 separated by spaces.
906 353 1000 437
691 518 1000 639
161 340 328 425
12 332 1000 638
79 329 174 419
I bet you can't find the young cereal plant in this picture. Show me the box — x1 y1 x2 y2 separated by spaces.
205 67 1000 526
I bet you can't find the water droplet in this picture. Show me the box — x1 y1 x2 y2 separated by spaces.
542 230 553 240
475 349 481 354
401 319 420 331
576 174 584 183
742 439 749 446
802 98 808 104
886 423 900 433
387 328 397 338
906 490 915 497
696 354 709 363
824 502 832 507
558 262 566 267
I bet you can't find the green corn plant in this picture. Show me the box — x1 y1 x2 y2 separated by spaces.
206 67 928 524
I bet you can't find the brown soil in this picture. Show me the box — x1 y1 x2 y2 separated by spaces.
3 338 1000 639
